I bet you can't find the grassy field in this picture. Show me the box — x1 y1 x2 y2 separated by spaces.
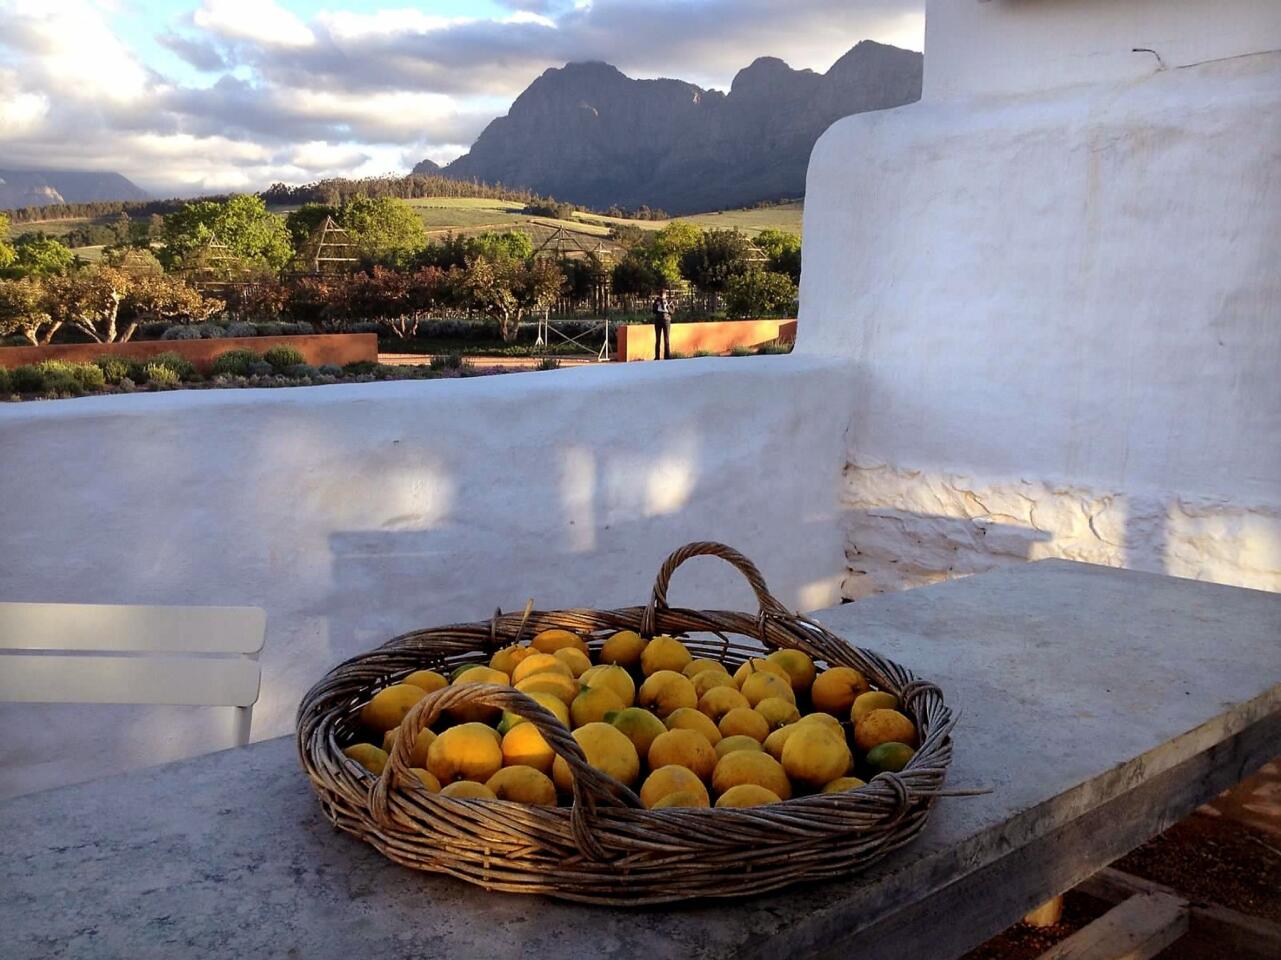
5 196 804 262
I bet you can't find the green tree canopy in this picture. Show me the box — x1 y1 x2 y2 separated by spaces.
631 221 701 288
159 194 293 272
284 203 340 251
610 254 663 298
678 228 752 293
0 214 14 271
8 234 76 277
753 228 802 284
464 230 534 263
724 270 798 319
337 196 427 268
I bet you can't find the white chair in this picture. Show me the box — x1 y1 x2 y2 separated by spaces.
0 602 266 746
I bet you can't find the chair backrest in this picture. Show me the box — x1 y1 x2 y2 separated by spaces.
0 602 266 745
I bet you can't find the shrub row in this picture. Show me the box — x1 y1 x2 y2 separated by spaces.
160 321 318 340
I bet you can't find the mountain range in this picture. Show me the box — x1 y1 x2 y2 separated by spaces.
416 40 923 214
0 169 148 210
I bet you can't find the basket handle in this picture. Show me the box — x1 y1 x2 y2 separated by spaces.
641 541 789 637
370 682 639 862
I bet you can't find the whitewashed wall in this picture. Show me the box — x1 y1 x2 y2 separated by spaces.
800 0 1281 599
0 358 851 797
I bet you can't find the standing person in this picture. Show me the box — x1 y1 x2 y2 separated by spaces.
652 290 673 360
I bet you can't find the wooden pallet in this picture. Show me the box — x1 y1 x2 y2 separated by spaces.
1027 869 1281 960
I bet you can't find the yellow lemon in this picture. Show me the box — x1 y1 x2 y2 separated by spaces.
647 728 716 781
732 658 790 687
552 722 640 792
501 723 556 774
781 724 852 788
570 685 625 728
715 734 765 759
796 712 846 739
440 781 496 800
383 727 437 767
342 743 388 775
711 750 792 801
683 658 729 679
692 670 739 700
754 697 800 730
485 766 557 805
514 671 579 706
637 670 698 718
403 670 448 695
640 765 710 809
608 707 667 759
554 647 593 678
697 685 750 723
866 742 915 773
581 664 636 707
740 671 795 707
811 666 870 715
449 666 510 724
718 706 770 743
665 707 722 745
851 690 899 724
450 663 487 682
426 722 504 784
599 629 646 668
512 653 572 685
715 784 781 808
488 646 532 677
361 684 426 732
653 791 710 809
855 709 917 752
763 723 797 761
821 776 867 794
498 691 570 733
765 649 817 693
640 635 692 676
408 768 441 792
531 628 588 655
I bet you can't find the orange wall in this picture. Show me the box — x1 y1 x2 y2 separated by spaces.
0 334 379 373
615 319 796 361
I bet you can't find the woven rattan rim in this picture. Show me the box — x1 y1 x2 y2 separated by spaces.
297 541 957 904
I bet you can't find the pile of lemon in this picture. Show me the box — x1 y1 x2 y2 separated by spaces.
342 629 919 809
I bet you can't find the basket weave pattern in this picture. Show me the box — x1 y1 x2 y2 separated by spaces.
297 542 956 904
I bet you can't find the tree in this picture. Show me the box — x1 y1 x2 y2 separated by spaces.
8 234 76 277
284 203 340 250
159 195 293 272
679 228 752 293
0 277 58 345
753 228 802 284
462 256 564 342
631 221 701 289
338 196 427 268
43 268 218 343
465 230 534 263
0 214 14 271
611 254 663 298
723 270 798 319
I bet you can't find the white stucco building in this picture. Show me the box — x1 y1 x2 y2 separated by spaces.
802 0 1281 598
1 0 1278 796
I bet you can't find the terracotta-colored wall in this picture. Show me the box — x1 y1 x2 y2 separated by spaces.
0 334 378 373
615 319 797 361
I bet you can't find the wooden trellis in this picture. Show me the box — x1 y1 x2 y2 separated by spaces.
289 216 359 277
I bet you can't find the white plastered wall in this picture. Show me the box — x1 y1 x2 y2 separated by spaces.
799 0 1281 598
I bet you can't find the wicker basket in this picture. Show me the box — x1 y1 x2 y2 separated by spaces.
297 541 956 904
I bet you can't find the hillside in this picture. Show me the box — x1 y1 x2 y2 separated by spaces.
0 169 148 209
418 40 921 214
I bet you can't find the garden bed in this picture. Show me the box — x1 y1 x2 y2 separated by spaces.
0 333 377 373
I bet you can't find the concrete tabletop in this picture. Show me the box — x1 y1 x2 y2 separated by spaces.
2 560 1279 960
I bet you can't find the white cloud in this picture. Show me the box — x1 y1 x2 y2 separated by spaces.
193 0 315 49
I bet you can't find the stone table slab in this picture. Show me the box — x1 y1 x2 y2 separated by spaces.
2 560 1279 960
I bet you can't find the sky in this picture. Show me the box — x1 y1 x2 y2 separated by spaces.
0 0 923 197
